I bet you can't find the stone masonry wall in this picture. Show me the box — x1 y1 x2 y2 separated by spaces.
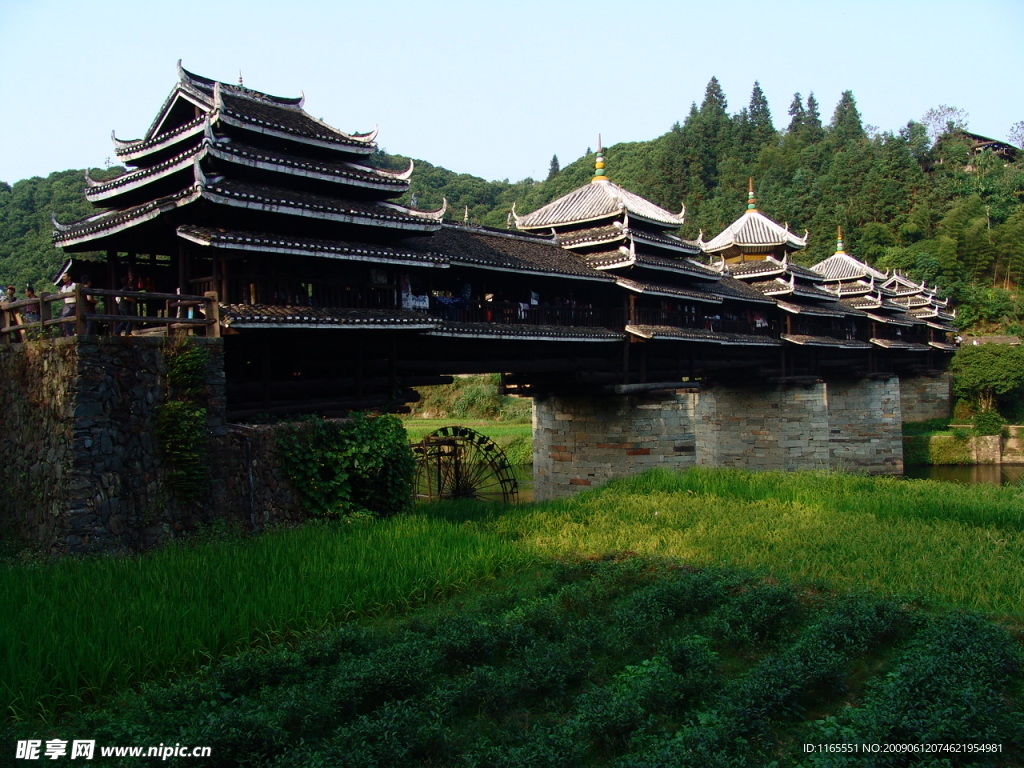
0 337 232 552
899 374 952 423
0 336 365 553
532 392 697 501
534 379 907 500
825 377 903 474
695 383 830 471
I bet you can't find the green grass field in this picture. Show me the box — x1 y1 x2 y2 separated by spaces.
3 467 1024 765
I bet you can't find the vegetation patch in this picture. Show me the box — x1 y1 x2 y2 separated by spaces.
155 340 211 502
0 513 530 722
277 413 416 519
9 558 1021 766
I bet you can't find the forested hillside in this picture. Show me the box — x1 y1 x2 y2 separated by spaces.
3 78 1022 331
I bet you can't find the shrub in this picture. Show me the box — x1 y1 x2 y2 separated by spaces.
277 413 415 519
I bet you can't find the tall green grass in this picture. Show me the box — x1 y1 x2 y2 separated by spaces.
453 468 1024 620
0 516 533 722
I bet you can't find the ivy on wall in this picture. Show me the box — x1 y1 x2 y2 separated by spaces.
276 413 415 519
155 340 211 503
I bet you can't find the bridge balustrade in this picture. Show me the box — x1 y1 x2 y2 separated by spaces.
0 288 219 341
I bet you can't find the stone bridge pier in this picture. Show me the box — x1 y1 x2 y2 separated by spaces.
532 377 904 501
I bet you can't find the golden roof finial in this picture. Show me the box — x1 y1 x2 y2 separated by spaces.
746 177 757 211
592 134 608 182
836 225 845 253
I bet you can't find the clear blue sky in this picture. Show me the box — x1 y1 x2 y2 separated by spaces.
1 0 1021 186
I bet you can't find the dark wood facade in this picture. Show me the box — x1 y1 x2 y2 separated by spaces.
49 67 956 417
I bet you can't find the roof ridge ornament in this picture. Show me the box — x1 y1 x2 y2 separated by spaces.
592 134 608 183
747 177 757 211
836 225 845 254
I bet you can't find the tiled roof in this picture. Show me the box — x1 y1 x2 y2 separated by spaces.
427 321 623 342
616 277 723 304
869 339 931 351
177 226 448 268
53 187 200 247
630 229 702 255
747 278 836 300
929 341 960 351
776 300 849 318
702 276 777 305
557 224 625 249
86 144 203 202
858 310 914 328
634 252 722 280
699 209 807 255
781 334 873 349
811 250 887 281
412 225 615 282
217 90 376 153
206 140 409 193
626 324 781 347
198 176 442 231
221 305 439 329
514 179 686 230
581 249 634 270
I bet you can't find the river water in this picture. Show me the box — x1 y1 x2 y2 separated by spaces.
903 464 1024 486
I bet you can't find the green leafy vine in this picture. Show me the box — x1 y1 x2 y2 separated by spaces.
276 413 415 519
155 340 211 502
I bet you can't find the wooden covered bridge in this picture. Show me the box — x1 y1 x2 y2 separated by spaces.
3 64 956 515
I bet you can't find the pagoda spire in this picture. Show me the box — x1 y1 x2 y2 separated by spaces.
836 225 846 254
746 178 757 211
592 135 608 183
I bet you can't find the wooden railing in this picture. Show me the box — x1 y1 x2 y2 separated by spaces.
0 287 220 342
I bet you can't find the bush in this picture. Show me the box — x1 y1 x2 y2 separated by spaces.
973 410 1006 436
277 413 415 519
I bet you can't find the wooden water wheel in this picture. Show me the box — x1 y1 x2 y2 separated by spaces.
413 426 519 503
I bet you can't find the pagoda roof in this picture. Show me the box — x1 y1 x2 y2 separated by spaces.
615 277 722 304
411 224 616 283
177 226 448 269
810 249 887 282
929 341 960 352
221 305 438 331
626 324 782 347
699 208 807 256
514 179 686 231
115 62 377 161
54 163 444 248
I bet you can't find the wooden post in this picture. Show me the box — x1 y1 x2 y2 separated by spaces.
0 301 10 344
204 292 221 338
75 285 86 336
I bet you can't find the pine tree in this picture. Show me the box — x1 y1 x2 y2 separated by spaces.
547 154 560 181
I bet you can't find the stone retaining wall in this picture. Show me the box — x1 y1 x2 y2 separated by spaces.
899 374 952 423
534 377 906 499
0 337 307 553
532 392 697 501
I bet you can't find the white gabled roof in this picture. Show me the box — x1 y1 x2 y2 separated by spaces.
699 208 808 255
514 178 686 230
